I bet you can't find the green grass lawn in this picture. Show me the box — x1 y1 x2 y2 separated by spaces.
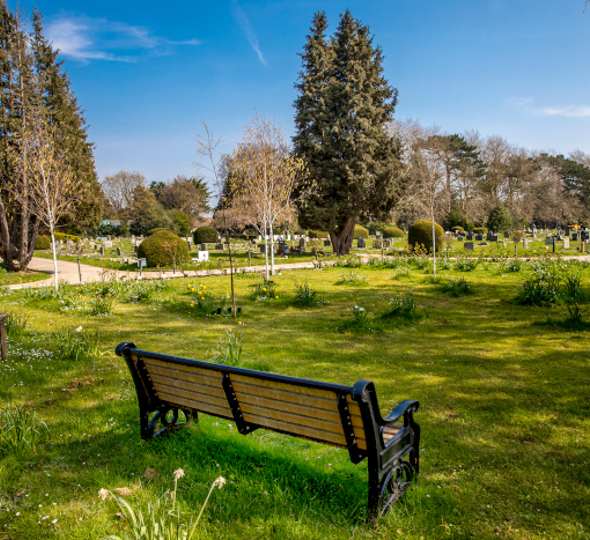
0 269 48 286
1 259 589 539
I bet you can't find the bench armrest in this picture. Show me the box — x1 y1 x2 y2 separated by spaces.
382 400 419 426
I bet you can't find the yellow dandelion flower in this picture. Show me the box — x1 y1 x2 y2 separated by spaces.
275 295 279 299
190 303 194 308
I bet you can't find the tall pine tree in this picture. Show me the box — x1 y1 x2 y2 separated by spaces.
0 1 100 271
294 10 404 255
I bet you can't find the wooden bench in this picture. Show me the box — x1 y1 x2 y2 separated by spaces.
115 341 420 523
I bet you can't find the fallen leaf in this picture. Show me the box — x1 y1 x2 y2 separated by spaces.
144 468 159 479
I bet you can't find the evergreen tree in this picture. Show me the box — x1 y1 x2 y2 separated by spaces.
0 1 100 270
294 10 404 255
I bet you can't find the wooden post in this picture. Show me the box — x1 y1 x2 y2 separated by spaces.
77 255 82 283
0 312 8 360
248 250 251 267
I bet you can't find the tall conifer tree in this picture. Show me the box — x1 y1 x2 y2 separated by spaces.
294 10 404 255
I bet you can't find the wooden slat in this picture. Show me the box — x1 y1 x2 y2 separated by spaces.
147 364 222 391
154 383 229 410
157 392 232 419
231 373 337 400
141 357 223 381
243 412 348 447
383 425 402 443
149 374 227 401
231 380 339 412
240 402 345 436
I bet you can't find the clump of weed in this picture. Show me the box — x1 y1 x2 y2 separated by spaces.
23 285 58 301
408 255 429 270
546 304 590 331
336 270 367 286
52 325 100 361
292 282 318 307
211 331 243 366
250 279 279 300
0 404 48 455
381 293 426 323
500 259 523 273
123 279 167 303
89 295 115 316
441 277 473 297
454 256 479 272
339 305 372 332
3 311 28 338
333 255 363 268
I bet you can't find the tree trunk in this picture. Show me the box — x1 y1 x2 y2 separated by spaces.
431 218 437 280
263 221 269 278
330 217 356 256
269 226 275 276
50 226 59 291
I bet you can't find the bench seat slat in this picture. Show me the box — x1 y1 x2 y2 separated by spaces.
240 402 345 437
145 364 223 392
154 383 229 409
149 374 227 401
135 356 223 381
231 380 341 412
243 412 348 447
157 391 233 419
230 373 337 400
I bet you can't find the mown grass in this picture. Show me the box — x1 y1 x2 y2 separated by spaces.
0 260 589 539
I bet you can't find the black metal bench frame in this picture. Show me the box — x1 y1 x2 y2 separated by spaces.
116 341 420 524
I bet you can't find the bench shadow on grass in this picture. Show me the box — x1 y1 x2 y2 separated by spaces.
49 399 378 527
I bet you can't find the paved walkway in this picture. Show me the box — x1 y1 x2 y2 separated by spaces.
5 252 590 290
4 256 323 290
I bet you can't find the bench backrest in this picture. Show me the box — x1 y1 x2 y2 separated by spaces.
123 347 368 454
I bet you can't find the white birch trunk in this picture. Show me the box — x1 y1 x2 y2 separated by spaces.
432 217 437 280
50 225 59 291
263 219 269 278
269 222 275 276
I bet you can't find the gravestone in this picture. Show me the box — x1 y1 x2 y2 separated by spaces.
486 232 494 241
134 246 138 254
572 233 578 241
357 237 366 248
100 246 105 256
464 242 474 251
104 241 113 248
466 233 474 240
475 234 483 241
523 238 529 249
197 251 209 262
478 242 489 246
582 231 590 242
199 243 206 251
116 247 122 256
562 237 570 249
504 232 510 238
259 244 266 254
215 243 223 250
187 240 192 250
457 236 464 242
489 235 498 242
299 238 305 249
545 237 554 245
324 240 331 247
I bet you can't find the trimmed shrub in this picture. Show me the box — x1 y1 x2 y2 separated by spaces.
408 221 444 253
473 227 488 235
148 228 174 236
383 227 405 238
138 231 190 268
54 232 80 242
308 230 330 239
35 235 51 250
452 226 464 232
193 226 218 244
354 225 369 238
368 221 396 235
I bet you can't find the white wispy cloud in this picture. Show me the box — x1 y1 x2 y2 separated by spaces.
514 98 590 118
231 0 267 66
46 16 201 63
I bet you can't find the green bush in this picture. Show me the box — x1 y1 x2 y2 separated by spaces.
383 226 405 238
408 221 444 253
473 227 488 235
308 230 329 239
487 204 513 232
368 221 395 235
193 226 218 244
35 235 51 250
54 232 80 242
354 225 369 238
138 231 190 268
452 226 464 232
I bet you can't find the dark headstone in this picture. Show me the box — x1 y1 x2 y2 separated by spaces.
475 234 483 241
572 233 578 242
466 233 474 240
464 242 474 251
357 237 366 248
199 243 206 251
116 247 122 256
100 246 105 256
490 235 498 242
259 244 266 254
504 232 510 238
215 243 223 250
486 232 494 241
582 231 589 242
299 238 305 248
457 236 464 242
324 239 331 247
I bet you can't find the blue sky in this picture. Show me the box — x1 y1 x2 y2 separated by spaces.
18 0 590 188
